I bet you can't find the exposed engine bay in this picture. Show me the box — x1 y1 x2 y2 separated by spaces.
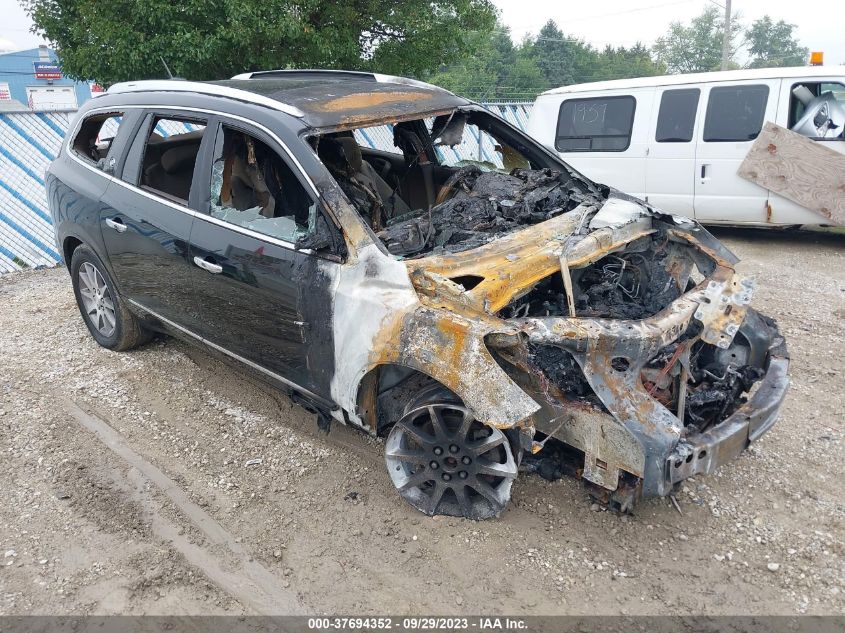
496 232 771 435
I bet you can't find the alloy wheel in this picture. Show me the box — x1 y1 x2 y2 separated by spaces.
385 403 517 519
78 262 116 337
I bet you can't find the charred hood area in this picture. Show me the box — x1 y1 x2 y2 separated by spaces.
497 234 686 321
377 166 605 258
496 233 778 437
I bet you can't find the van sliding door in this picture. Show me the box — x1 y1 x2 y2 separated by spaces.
645 87 700 218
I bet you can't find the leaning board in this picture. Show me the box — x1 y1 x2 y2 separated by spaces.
738 121 845 225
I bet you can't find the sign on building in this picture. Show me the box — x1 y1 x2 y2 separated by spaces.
0 82 11 101
26 86 77 111
33 61 62 80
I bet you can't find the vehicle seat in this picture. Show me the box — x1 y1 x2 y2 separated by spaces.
143 143 199 201
329 136 410 220
222 150 276 217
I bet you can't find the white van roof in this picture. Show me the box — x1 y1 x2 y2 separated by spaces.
540 65 845 96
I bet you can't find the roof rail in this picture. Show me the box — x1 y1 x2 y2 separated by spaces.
230 69 444 92
106 79 305 117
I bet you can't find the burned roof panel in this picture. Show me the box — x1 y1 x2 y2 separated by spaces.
210 78 468 130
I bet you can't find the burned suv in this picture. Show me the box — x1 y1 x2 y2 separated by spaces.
48 70 788 519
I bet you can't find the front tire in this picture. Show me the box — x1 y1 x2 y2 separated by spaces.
70 245 151 351
385 396 517 520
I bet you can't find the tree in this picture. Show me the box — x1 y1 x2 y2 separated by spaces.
592 43 666 81
427 21 668 101
23 0 497 86
653 6 742 73
532 20 597 87
746 16 808 68
426 25 548 100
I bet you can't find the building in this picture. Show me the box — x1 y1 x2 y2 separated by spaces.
0 45 91 112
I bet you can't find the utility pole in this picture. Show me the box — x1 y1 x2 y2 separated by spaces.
720 0 732 70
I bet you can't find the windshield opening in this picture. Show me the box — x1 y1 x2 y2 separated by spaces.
311 108 604 258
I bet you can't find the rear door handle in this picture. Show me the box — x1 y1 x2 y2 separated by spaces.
193 256 223 274
700 164 710 182
105 217 127 233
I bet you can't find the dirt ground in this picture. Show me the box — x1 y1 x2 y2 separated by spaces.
0 227 843 616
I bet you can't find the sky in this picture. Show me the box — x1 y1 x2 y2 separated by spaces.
0 0 843 65
494 0 845 65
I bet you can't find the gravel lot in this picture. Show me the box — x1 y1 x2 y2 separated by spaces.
1 227 843 616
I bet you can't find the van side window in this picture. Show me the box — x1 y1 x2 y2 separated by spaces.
139 116 207 203
703 85 769 142
556 96 636 152
71 112 125 168
788 81 845 139
656 89 700 143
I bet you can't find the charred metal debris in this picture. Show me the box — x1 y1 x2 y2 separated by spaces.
378 166 603 257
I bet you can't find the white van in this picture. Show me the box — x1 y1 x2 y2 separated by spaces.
527 66 845 226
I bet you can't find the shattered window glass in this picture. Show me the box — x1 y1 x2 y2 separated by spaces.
556 96 636 152
209 126 315 244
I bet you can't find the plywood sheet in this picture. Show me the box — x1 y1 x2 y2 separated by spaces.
738 121 845 225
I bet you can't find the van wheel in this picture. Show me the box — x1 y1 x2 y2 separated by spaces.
385 392 517 520
70 245 151 351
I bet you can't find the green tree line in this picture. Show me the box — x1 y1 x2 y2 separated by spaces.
24 1 808 99
427 8 809 101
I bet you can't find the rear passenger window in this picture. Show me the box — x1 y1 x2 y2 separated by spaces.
556 96 636 152
656 89 700 143
703 85 769 142
140 116 207 203
71 112 125 168
208 125 315 243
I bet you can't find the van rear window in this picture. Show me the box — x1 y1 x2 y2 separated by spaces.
703 85 769 142
656 89 700 143
555 96 635 152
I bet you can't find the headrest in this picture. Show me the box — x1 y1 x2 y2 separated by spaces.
336 136 362 172
160 144 198 174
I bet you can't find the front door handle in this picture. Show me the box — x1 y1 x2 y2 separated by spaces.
105 217 127 233
193 256 223 274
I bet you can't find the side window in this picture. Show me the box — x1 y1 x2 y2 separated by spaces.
556 96 636 152
788 81 845 139
71 112 125 168
139 116 207 203
703 85 769 142
209 125 315 243
656 89 700 143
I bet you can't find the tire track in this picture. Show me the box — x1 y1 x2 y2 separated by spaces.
60 394 304 615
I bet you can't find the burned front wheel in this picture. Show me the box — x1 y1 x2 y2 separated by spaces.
385 403 517 519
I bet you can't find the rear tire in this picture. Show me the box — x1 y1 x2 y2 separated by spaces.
70 245 151 351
